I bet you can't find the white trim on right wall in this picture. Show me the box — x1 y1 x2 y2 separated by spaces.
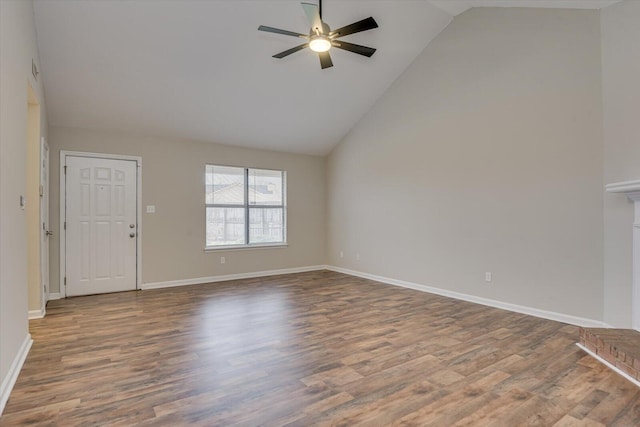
327 265 608 328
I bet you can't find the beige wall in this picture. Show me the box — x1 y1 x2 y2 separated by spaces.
601 0 640 327
26 89 42 312
0 0 48 408
327 8 604 321
48 126 326 293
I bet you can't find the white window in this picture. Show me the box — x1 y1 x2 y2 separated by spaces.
205 165 286 248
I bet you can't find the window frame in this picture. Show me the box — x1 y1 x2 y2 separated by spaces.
205 164 287 250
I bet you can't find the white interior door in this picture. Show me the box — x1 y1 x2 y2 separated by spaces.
40 139 50 303
65 155 138 296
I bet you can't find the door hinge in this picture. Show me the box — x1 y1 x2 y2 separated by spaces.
64 277 67 286
64 165 67 174
64 221 67 230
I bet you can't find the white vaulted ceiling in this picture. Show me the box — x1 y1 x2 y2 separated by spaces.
33 0 620 155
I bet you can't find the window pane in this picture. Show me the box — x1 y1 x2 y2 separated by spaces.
248 169 283 206
249 208 284 244
206 165 245 205
206 207 245 246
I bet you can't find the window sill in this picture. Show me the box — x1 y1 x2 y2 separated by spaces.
204 243 288 252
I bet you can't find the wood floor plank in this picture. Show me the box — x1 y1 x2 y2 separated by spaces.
2 270 639 426
554 414 606 426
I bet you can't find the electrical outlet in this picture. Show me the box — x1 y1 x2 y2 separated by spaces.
146 205 156 213
339 251 344 258
356 253 360 261
485 272 492 282
220 256 225 264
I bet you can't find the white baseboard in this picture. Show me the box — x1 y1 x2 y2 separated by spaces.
326 265 608 328
576 343 640 388
0 334 33 415
48 293 61 301
28 305 45 320
141 265 327 290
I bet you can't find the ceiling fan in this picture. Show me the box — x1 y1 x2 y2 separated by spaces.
258 0 379 69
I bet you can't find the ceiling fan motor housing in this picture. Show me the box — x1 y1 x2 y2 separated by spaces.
312 21 331 36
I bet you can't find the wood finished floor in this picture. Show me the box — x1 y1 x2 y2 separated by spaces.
2 270 640 426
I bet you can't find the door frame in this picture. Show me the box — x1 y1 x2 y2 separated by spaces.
40 137 49 306
59 151 143 297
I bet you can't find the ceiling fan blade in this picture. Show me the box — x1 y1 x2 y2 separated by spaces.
273 43 309 59
330 17 378 38
319 51 333 69
332 40 376 57
301 3 323 34
258 25 307 39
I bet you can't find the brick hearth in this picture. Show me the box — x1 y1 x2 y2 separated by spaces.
579 327 640 382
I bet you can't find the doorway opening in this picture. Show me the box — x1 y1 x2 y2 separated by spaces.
26 83 46 319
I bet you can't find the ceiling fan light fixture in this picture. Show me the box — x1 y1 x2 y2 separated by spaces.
309 36 331 53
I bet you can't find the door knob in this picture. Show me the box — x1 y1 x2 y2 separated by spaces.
129 233 135 238
129 224 135 229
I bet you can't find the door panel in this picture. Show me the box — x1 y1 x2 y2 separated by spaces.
65 156 137 296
